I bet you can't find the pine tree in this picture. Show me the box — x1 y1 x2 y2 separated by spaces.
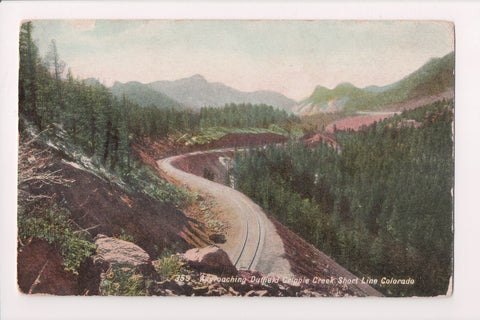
19 22 42 129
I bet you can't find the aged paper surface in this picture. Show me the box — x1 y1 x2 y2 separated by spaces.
1 1 479 320
16 18 453 298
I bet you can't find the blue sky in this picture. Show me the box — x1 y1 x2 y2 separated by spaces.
31 20 454 100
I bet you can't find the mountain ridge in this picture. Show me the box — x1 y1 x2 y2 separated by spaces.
110 81 186 110
148 74 297 111
112 74 297 112
294 51 454 115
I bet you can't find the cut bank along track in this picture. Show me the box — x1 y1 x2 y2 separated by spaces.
157 149 270 271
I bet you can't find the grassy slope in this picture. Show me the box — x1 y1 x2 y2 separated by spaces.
177 126 290 146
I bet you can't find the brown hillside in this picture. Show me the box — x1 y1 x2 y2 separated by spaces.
25 156 210 259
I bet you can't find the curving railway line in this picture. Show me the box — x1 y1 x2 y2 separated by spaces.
158 148 383 296
157 149 293 276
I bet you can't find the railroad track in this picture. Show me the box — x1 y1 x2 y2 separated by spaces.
158 148 383 296
229 190 264 270
157 149 265 270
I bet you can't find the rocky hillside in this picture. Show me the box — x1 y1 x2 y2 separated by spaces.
20 231 376 297
17 124 212 295
294 51 454 115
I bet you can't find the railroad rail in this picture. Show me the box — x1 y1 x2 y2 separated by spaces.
157 148 264 270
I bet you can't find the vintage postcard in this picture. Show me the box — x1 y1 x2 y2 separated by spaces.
17 20 454 298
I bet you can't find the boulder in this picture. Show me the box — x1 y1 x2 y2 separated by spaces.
93 234 154 275
182 245 237 276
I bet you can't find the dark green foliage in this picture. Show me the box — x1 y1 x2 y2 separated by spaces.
199 103 297 130
18 203 96 274
121 165 191 206
19 22 43 129
234 100 453 296
154 254 187 281
19 32 132 172
100 265 151 296
130 104 200 138
19 23 188 173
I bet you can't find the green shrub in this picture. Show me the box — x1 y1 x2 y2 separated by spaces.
112 228 135 243
100 266 152 296
154 254 186 281
179 126 290 147
18 204 96 274
122 165 192 206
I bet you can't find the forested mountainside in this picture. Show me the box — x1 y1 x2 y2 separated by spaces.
234 100 453 296
295 52 454 115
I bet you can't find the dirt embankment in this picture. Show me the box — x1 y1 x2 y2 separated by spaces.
18 145 213 295
132 132 288 249
32 160 208 257
323 90 454 133
133 132 288 185
134 132 288 161
18 238 83 295
302 90 455 147
385 89 454 112
172 151 235 185
303 131 338 149
130 133 289 257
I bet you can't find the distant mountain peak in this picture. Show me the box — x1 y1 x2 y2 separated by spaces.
190 74 206 80
335 82 356 89
145 75 296 111
182 74 208 83
110 75 296 111
294 51 454 115
110 81 185 110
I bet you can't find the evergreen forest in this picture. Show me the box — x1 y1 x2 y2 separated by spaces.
19 22 294 173
233 101 453 296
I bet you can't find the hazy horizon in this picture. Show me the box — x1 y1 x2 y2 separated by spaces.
31 20 454 101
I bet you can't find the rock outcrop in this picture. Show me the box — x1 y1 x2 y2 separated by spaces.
182 245 237 276
151 269 355 297
18 239 379 297
94 234 155 275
